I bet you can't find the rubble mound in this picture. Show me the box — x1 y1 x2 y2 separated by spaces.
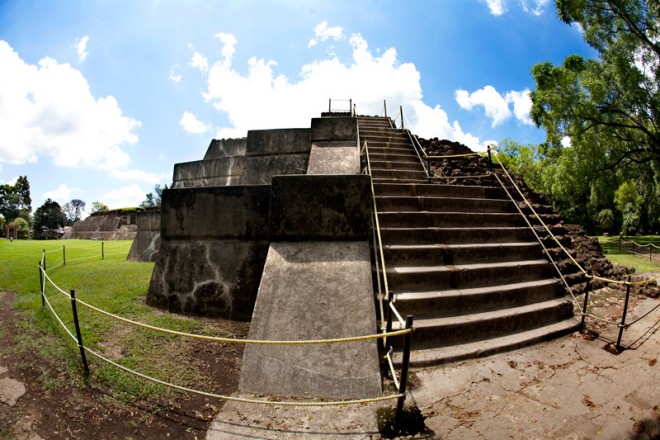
418 137 657 299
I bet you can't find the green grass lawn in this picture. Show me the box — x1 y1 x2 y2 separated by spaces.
0 239 245 401
596 235 660 273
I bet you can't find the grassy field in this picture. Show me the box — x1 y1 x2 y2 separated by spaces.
596 235 660 273
0 239 245 402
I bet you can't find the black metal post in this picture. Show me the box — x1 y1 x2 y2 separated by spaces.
385 295 393 353
43 249 47 272
580 275 591 331
383 100 387 118
63 244 66 266
70 289 89 376
399 106 404 130
39 261 44 308
616 277 632 350
650 245 653 262
328 98 331 112
101 241 104 260
395 315 414 428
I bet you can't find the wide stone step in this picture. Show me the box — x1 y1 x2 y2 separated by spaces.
392 318 579 367
386 259 554 290
376 196 516 213
379 226 535 245
391 298 574 349
367 145 416 155
392 279 564 318
383 242 543 265
370 160 425 172
371 169 428 180
373 182 504 198
377 211 526 228
373 177 430 184
369 151 420 162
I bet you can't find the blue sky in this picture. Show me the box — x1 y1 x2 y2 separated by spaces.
0 0 594 214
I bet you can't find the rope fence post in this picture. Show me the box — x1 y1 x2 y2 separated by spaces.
395 315 414 428
386 295 393 354
399 106 404 130
650 245 653 262
101 241 104 260
38 261 44 308
616 277 632 351
63 244 66 266
70 289 90 376
580 274 592 331
43 249 47 272
383 100 387 118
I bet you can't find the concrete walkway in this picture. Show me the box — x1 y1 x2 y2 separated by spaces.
207 298 659 439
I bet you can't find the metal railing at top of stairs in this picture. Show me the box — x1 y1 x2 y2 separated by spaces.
328 98 356 116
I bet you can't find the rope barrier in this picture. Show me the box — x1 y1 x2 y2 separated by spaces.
385 352 400 390
83 345 403 406
41 267 73 298
425 152 485 159
74 296 412 345
389 300 406 328
44 247 63 254
42 290 77 342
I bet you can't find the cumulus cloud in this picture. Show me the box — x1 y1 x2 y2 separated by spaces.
455 85 533 127
169 64 182 82
484 0 550 15
308 21 344 48
109 169 165 184
197 30 490 150
101 184 147 209
179 111 210 134
0 41 140 170
190 51 209 72
43 183 76 204
485 0 507 15
75 36 89 62
521 0 551 16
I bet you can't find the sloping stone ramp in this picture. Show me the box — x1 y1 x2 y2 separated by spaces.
359 116 579 367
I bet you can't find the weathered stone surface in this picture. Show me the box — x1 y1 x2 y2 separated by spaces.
0 377 25 406
70 210 138 240
160 185 270 240
239 154 309 185
172 157 246 189
203 138 247 160
306 141 360 175
245 128 311 156
311 117 357 142
269 175 371 240
127 209 161 262
146 239 269 320
239 241 381 399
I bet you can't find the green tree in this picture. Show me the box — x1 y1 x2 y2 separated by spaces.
62 199 86 224
0 176 32 222
140 184 168 208
531 0 659 169
10 217 30 238
91 201 109 214
33 199 66 239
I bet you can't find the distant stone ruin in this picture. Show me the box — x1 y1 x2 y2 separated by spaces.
127 208 161 262
70 209 139 241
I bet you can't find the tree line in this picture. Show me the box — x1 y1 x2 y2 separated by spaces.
500 0 658 236
0 178 164 239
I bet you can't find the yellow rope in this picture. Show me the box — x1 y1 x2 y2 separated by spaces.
84 345 403 406
492 149 659 288
74 296 411 345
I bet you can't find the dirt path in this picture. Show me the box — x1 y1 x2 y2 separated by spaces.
0 290 241 440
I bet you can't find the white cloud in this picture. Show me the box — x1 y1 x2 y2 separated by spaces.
0 41 140 170
308 21 344 48
504 89 533 125
101 184 147 209
43 183 74 204
190 51 209 72
197 30 490 150
109 169 165 184
455 85 533 127
179 111 210 134
169 64 182 82
75 36 89 62
485 0 507 15
216 33 237 62
520 0 550 16
456 86 512 127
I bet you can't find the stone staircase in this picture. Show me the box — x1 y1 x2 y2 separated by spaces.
359 116 579 367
